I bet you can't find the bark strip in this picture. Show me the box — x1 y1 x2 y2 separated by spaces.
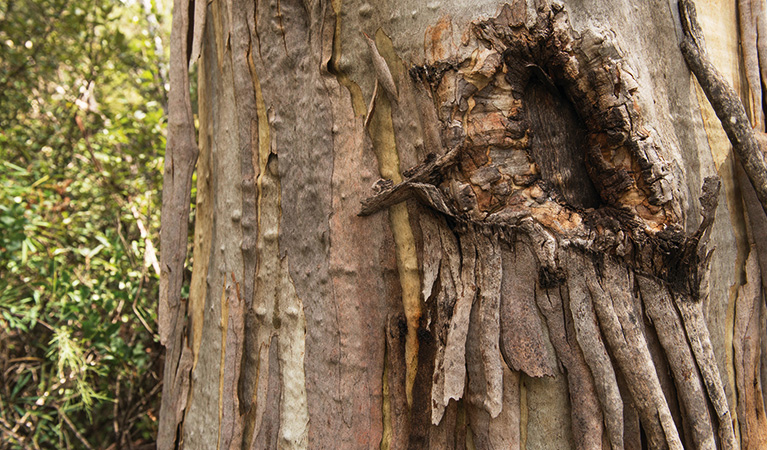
428 213 460 425
442 232 477 405
157 0 199 445
500 241 556 378
672 293 738 450
733 252 767 449
679 0 767 215
638 275 716 450
564 248 623 450
475 232 504 418
535 277 604 449
587 260 683 450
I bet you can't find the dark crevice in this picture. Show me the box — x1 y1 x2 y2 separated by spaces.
523 77 601 210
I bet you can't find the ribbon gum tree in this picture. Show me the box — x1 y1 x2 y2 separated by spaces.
157 0 767 448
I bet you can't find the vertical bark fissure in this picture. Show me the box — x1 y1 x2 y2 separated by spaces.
218 276 245 450
244 56 276 448
366 75 423 408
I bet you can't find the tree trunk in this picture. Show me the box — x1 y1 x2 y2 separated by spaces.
158 0 767 449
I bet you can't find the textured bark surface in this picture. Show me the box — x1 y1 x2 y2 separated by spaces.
156 0 197 445
158 0 767 449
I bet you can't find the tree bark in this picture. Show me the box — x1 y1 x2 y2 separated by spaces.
158 0 767 449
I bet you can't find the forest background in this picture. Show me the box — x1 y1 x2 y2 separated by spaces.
0 0 172 447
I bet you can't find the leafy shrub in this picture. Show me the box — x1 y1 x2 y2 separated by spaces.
0 0 169 447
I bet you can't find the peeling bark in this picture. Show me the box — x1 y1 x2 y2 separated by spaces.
587 261 683 450
500 241 556 378
564 249 623 450
680 0 767 216
536 279 604 449
475 232 504 418
162 0 763 448
733 252 767 449
157 0 198 445
362 4 730 448
638 275 715 450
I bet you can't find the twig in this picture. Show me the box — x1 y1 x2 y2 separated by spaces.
113 374 121 448
74 114 104 173
115 216 137 269
0 420 38 450
1 413 40 450
679 0 767 216
130 204 160 277
57 406 95 450
131 273 154 336
364 79 379 129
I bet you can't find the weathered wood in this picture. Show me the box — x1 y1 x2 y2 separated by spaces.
672 293 738 450
638 275 716 450
523 77 599 209
499 241 556 378
737 0 764 129
565 248 623 450
733 253 767 449
587 260 683 450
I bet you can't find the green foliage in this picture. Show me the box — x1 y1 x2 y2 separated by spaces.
0 0 168 447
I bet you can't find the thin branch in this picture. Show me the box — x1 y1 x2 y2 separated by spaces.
56 406 95 450
0 421 38 450
131 273 155 336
